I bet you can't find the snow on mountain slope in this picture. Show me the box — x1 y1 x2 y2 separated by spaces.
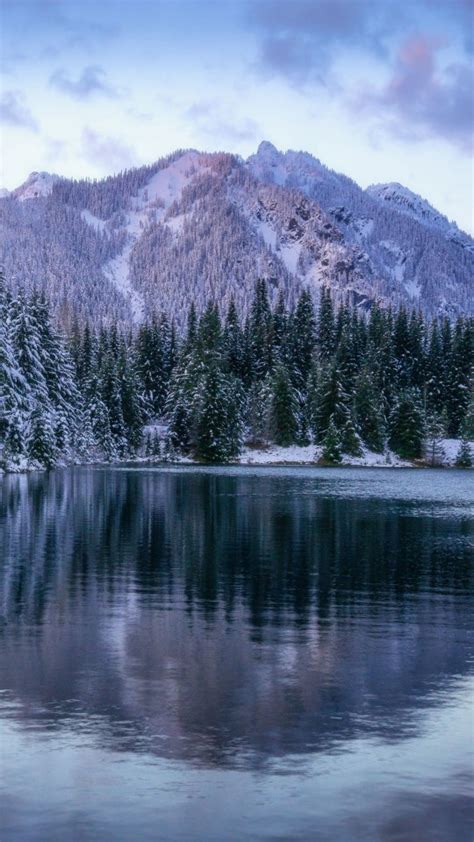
79 151 214 321
1 143 472 326
247 143 474 316
366 182 471 246
13 171 60 201
234 177 381 308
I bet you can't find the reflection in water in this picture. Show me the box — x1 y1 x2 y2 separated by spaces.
0 467 473 841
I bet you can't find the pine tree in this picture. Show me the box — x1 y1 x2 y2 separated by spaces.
461 391 474 440
321 417 342 464
314 363 349 442
223 298 244 378
290 289 315 385
389 389 425 459
194 364 240 462
317 287 334 361
445 318 473 436
151 432 162 458
0 289 28 434
269 363 300 446
89 389 116 460
120 349 143 453
272 290 289 362
393 307 412 389
249 279 273 380
354 366 386 452
100 349 127 455
424 413 446 466
26 407 57 469
425 319 444 415
10 292 49 408
3 412 25 466
246 376 272 446
340 416 363 457
454 440 472 468
144 432 152 457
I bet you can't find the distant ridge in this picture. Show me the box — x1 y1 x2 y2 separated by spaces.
1 143 472 326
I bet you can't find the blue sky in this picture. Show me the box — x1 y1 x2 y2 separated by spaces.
1 0 473 232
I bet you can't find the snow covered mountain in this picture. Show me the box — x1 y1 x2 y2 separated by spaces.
1 143 472 327
12 171 60 201
366 182 473 249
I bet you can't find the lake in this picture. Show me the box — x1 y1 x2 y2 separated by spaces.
0 466 473 841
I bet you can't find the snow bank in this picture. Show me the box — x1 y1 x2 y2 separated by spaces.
238 444 411 468
440 439 473 466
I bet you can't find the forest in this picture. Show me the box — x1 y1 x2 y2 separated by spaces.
1 272 473 470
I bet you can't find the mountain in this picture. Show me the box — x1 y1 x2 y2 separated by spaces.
1 143 472 327
365 182 473 249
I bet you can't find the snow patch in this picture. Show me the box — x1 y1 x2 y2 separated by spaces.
441 438 473 466
238 444 411 467
404 279 421 299
138 151 203 210
353 217 374 242
103 242 144 322
255 219 277 249
81 209 107 232
165 213 186 234
98 152 213 323
280 242 301 274
14 171 59 201
380 239 408 284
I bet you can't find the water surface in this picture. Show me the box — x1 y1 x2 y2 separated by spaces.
0 467 473 841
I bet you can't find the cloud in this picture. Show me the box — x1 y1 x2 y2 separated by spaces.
81 129 136 172
353 37 474 152
248 0 395 84
249 0 472 84
248 0 473 150
35 1 118 49
50 65 119 100
0 90 38 131
184 101 260 143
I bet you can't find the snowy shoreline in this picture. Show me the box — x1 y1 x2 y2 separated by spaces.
2 439 472 475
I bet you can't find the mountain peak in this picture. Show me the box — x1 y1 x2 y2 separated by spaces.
14 171 60 201
366 181 465 238
256 140 279 158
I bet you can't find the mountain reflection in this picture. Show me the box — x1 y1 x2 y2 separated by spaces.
0 467 472 770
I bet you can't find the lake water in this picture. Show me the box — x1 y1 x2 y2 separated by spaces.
0 466 473 841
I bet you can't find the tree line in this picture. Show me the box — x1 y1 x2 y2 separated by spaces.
1 274 473 469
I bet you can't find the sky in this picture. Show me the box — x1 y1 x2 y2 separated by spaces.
1 0 473 233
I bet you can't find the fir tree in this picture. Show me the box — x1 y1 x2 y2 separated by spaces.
26 407 57 469
340 416 363 457
314 363 349 442
389 390 425 459
424 414 446 466
3 413 25 466
290 289 315 385
223 298 244 378
270 363 300 447
455 440 472 468
249 279 273 380
144 432 152 457
151 432 162 458
246 377 272 446
321 417 342 464
353 366 386 453
194 364 240 462
461 391 474 440
317 287 335 360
